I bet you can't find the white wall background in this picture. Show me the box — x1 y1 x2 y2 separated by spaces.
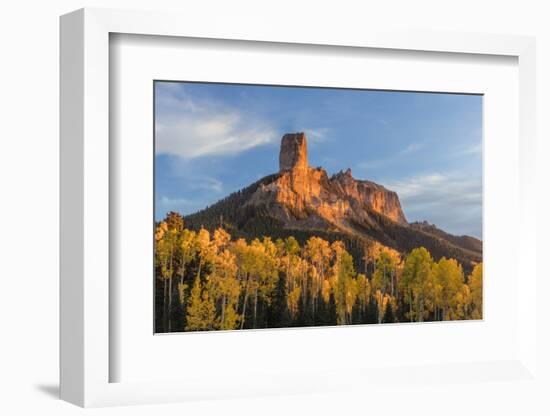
0 0 548 415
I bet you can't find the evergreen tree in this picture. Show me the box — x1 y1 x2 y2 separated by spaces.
383 301 395 323
153 211 483 332
267 272 291 327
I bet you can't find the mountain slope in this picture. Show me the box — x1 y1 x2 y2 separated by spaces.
410 221 482 253
186 132 482 272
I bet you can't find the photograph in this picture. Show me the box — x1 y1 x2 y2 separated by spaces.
154 81 483 333
2 0 544 412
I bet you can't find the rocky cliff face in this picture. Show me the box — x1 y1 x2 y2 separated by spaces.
186 132 482 271
279 132 308 172
248 132 407 232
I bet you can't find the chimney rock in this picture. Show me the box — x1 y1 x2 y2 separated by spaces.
279 132 308 172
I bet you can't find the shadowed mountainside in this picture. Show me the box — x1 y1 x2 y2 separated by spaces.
186 132 482 272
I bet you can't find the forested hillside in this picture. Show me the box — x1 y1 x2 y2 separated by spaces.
155 212 482 333
155 133 482 332
185 174 482 275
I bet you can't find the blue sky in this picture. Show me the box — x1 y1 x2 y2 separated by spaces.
155 81 482 239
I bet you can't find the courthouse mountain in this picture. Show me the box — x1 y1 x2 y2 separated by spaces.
186 132 482 271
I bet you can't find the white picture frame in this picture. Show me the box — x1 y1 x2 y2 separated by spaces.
60 7 538 407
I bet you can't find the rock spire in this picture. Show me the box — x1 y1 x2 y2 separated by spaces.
279 132 308 172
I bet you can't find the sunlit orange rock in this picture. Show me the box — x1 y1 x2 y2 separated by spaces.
249 133 407 232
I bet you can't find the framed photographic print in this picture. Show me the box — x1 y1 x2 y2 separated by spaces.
60 8 538 408
153 81 483 334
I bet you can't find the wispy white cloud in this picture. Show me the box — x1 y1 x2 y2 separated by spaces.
384 172 482 238
155 84 277 159
157 195 207 218
357 141 427 170
459 142 482 155
158 195 193 206
303 127 331 144
187 176 223 193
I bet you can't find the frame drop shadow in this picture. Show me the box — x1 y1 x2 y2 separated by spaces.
34 383 59 399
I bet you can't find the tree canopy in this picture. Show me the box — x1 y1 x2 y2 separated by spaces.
155 212 483 332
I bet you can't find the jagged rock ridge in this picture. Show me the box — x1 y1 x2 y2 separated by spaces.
248 132 407 231
186 132 482 270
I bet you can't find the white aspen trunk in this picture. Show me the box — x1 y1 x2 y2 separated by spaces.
179 261 186 287
390 270 394 297
197 259 203 281
168 241 174 331
221 295 226 328
168 276 173 332
409 289 413 322
253 287 258 329
163 278 168 330
286 256 294 295
240 276 250 329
